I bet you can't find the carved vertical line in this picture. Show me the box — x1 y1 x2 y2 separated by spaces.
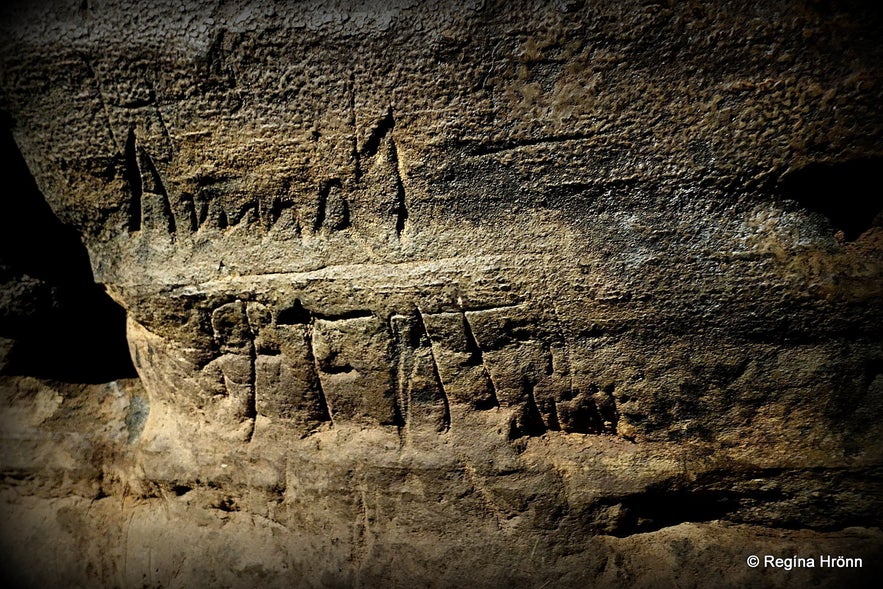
157 186 176 234
151 86 174 157
314 178 346 232
387 317 407 432
359 107 395 159
522 377 546 437
348 72 361 182
389 316 410 431
180 193 198 232
417 309 451 432
244 301 258 443
245 338 257 443
461 312 500 407
541 264 572 431
137 146 176 234
307 321 334 426
123 128 142 232
390 136 408 239
79 54 119 151
314 180 329 232
313 185 324 232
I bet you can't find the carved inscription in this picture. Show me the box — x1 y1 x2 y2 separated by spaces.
247 302 331 428
190 298 619 441
391 313 450 433
311 314 401 426
123 108 408 239
125 128 175 234
420 311 497 410
202 300 332 439
203 301 257 441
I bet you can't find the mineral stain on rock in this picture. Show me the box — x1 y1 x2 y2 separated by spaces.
124 392 148 444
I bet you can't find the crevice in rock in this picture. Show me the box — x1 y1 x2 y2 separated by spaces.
467 132 595 156
594 466 883 537
212 496 239 512
599 488 765 537
276 299 311 325
322 363 355 375
312 309 374 321
779 157 883 241
171 483 192 496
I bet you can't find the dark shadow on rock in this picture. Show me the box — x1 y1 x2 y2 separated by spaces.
0 117 136 383
780 157 883 241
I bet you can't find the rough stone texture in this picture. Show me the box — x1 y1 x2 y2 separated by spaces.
1 0 882 587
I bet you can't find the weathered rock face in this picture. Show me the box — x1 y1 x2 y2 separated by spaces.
1 1 882 587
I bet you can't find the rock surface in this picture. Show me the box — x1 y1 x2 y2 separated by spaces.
1 1 882 587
